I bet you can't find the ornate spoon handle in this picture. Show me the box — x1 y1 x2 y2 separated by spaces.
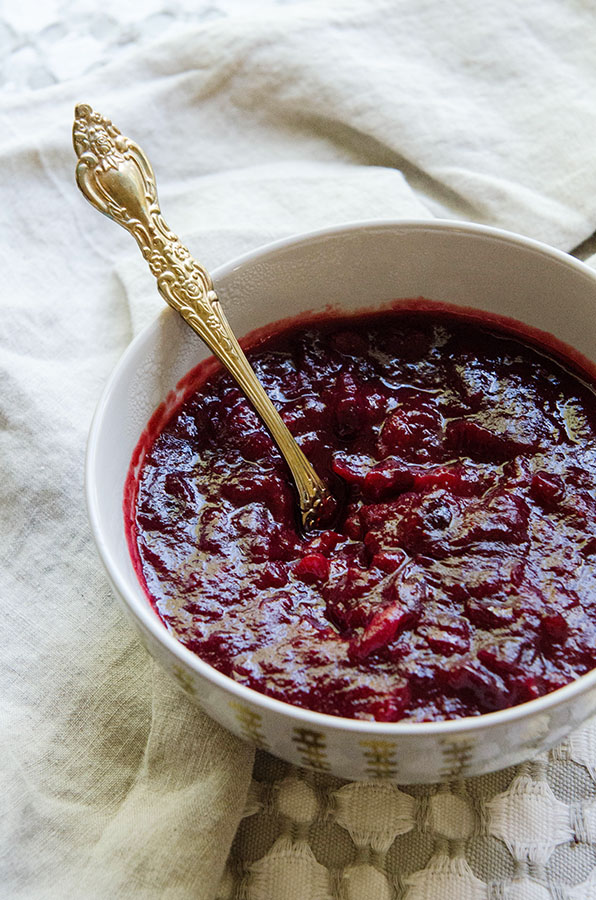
73 104 333 531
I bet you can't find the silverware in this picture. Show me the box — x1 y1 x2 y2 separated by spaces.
72 104 333 531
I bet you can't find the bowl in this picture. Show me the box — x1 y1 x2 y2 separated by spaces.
86 219 596 783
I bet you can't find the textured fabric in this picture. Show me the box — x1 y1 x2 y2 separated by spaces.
3 1 596 898
223 724 596 898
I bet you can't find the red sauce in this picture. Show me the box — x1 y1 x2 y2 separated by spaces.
126 308 596 721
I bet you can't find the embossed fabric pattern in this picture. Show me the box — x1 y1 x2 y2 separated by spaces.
3 1 596 898
221 734 596 898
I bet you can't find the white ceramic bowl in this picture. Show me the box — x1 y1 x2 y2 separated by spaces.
87 220 596 783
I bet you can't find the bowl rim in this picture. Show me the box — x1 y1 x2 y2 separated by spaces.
86 216 596 737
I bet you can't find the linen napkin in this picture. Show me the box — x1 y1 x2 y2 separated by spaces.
3 1 596 898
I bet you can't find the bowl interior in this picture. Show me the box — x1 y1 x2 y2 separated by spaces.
87 219 596 728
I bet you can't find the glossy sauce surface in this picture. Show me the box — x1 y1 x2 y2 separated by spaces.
128 310 596 721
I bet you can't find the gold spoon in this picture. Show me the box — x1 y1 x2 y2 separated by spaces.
73 104 333 531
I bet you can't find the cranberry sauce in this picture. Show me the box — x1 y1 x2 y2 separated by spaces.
128 309 596 722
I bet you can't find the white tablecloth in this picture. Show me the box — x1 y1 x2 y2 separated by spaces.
3 2 596 897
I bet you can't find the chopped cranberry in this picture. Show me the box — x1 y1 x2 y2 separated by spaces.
446 419 533 461
331 372 365 439
530 471 565 506
304 530 343 556
343 508 364 540
446 662 511 711
254 563 289 589
331 455 365 485
349 598 418 660
361 686 411 722
240 429 275 461
379 405 442 459
458 491 529 545
465 597 517 629
323 565 387 630
371 549 408 573
364 490 462 559
362 458 415 500
220 472 292 519
540 613 569 646
582 537 596 557
426 626 470 657
412 466 462 493
293 553 330 584
511 676 541 704
163 472 195 505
